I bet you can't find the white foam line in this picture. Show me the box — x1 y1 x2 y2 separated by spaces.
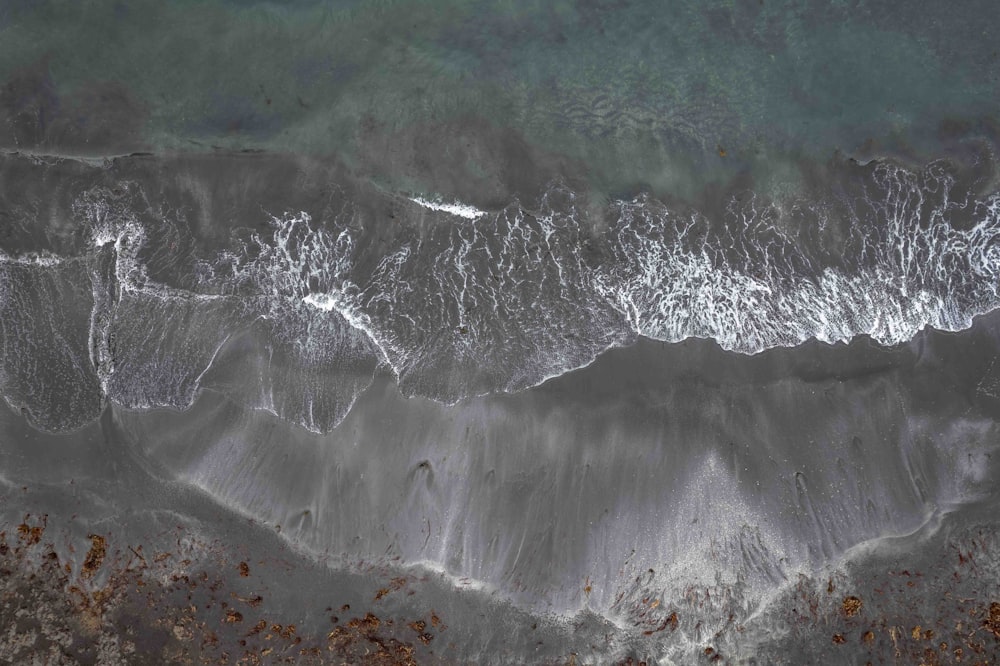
409 196 486 220
301 292 396 374
0 251 66 267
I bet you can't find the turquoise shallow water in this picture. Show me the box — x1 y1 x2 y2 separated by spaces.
2 0 998 200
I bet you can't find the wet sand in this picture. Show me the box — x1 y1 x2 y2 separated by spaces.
2 304 999 663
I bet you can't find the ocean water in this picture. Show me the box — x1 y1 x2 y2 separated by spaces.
2 1 1000 664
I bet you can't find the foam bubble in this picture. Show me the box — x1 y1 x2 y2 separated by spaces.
409 196 487 220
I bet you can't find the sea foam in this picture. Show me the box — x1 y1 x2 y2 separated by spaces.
3 160 1000 433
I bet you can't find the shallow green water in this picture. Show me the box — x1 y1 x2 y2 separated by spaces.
1 0 998 199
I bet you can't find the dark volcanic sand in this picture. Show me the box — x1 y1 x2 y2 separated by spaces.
2 306 1000 663
1 142 1000 663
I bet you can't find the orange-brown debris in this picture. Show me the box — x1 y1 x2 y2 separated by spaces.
16 516 45 545
842 595 862 617
81 535 107 579
985 601 1000 638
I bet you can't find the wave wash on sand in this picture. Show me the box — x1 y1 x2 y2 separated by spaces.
3 154 1000 434
1 152 1000 663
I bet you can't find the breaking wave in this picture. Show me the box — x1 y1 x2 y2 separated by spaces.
2 159 1000 432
